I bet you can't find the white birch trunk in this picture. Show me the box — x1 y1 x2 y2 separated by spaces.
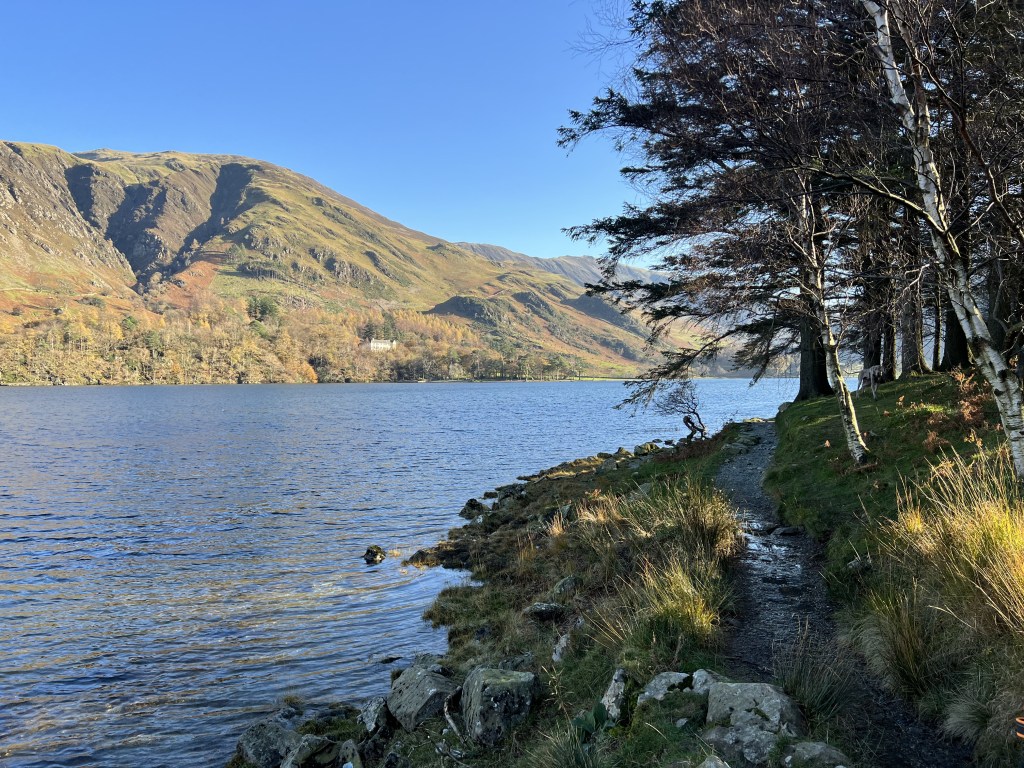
862 0 1024 477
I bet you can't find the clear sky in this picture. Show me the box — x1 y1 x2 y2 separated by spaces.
1 0 639 259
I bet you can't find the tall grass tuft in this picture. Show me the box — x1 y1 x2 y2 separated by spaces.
773 620 859 726
861 449 1024 761
529 728 610 768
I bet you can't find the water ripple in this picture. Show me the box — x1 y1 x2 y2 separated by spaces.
0 379 795 767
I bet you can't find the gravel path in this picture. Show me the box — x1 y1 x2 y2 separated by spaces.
715 420 972 768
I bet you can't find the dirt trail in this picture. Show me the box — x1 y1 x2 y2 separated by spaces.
715 420 972 768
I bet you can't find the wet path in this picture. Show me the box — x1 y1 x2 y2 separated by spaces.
715 420 972 768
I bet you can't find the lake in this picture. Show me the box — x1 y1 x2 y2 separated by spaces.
0 378 797 767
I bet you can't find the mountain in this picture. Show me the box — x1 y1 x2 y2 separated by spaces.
0 141 690 385
454 242 666 289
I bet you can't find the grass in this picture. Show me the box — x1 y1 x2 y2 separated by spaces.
766 371 1024 765
406 441 740 767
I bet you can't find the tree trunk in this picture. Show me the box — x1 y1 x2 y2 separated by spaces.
940 305 972 370
796 314 833 401
864 0 1024 478
882 309 897 381
900 277 929 376
931 275 942 372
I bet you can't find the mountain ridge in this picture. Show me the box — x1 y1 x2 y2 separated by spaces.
0 141 693 384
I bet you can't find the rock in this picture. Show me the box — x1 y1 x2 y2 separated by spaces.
338 740 363 768
601 668 629 722
847 554 872 575
691 669 730 696
459 498 488 519
778 402 792 413
772 526 803 536
675 717 690 729
549 575 579 600
698 757 731 768
552 631 572 663
704 682 805 765
363 545 386 564
236 708 304 768
706 682 803 735
637 671 692 708
522 602 565 622
461 667 536 746
280 734 343 768
634 441 661 456
496 652 534 671
386 664 459 731
703 724 779 767
359 696 389 734
483 490 498 499
615 446 633 457
782 741 852 768
597 457 618 474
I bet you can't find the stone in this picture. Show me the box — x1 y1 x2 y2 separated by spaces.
236 708 304 768
386 664 459 732
523 602 565 622
698 757 731 768
363 545 386 564
549 575 579 600
778 402 792 413
706 682 804 735
636 671 692 708
597 457 618 474
338 740 363 768
704 682 805 765
459 498 488 519
496 652 534 671
461 666 536 746
359 695 389 734
280 734 343 768
634 441 661 456
691 669 730 696
703 724 779 766
601 668 629 722
772 526 803 536
552 631 572 663
782 741 852 768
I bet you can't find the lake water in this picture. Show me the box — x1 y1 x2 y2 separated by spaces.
0 378 797 768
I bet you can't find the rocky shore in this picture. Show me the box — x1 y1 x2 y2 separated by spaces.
226 426 857 768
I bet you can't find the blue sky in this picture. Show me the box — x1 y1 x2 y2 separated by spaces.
2 1 640 258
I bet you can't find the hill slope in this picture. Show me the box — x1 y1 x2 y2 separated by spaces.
0 141 683 384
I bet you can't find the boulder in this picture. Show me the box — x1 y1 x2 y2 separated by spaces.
634 441 661 456
236 708 304 768
459 498 488 519
601 668 629 722
597 457 618 474
359 695 389 735
549 575 579 600
522 602 565 622
461 666 536 746
338 740 363 768
386 664 459 732
363 545 386 564
280 734 343 768
706 682 803 735
699 758 731 768
704 682 805 765
552 631 572 663
691 669 730 696
636 671 692 708
782 741 852 768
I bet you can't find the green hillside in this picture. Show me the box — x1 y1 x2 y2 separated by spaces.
0 141 685 384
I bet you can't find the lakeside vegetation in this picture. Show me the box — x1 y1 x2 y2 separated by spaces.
231 372 1024 768
768 372 1024 766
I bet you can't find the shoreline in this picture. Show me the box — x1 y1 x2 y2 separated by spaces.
224 425 859 768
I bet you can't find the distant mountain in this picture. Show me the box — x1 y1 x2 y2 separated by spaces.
0 141 692 384
454 242 666 289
